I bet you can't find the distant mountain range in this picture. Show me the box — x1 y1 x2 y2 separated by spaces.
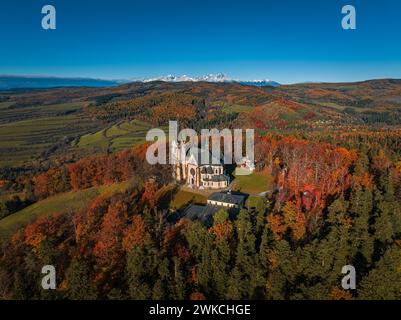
238 80 281 87
0 76 125 90
142 73 230 83
142 73 281 87
0 74 280 90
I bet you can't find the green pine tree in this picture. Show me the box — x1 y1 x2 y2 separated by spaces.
359 245 401 300
65 260 97 300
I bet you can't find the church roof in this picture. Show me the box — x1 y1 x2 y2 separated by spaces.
208 191 247 206
186 147 222 166
184 204 218 226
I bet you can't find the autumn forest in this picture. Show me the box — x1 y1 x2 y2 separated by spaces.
0 80 401 300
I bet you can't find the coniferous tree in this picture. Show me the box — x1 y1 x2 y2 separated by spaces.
209 210 232 298
65 260 97 300
153 258 172 299
226 267 242 299
173 257 186 300
126 246 155 299
359 245 401 300
374 190 394 247
265 240 294 300
349 185 374 266
234 209 260 298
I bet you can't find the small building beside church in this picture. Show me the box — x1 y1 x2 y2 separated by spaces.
184 191 247 226
207 191 246 208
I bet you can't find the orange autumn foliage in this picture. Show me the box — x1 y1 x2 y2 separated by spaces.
24 222 46 249
190 292 206 300
24 212 68 250
256 135 357 230
33 168 68 199
282 201 306 241
122 215 147 251
210 221 233 241
267 214 286 240
396 161 401 174
73 195 111 244
174 243 190 262
267 201 306 241
352 172 374 190
329 287 353 300
140 181 159 209
93 200 128 266
372 149 392 173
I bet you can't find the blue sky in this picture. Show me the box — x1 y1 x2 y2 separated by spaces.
0 0 400 84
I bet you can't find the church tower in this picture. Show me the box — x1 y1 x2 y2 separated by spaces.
171 139 189 182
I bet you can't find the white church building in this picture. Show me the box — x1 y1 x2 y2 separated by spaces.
171 140 230 189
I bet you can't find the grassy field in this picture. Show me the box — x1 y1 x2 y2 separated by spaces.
221 103 252 114
0 101 87 125
76 119 165 153
77 129 109 151
231 170 273 195
0 102 13 110
246 195 267 208
0 101 98 167
170 189 207 210
0 180 133 241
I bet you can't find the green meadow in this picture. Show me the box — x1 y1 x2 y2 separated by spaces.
0 101 96 167
231 170 273 195
76 119 168 153
0 180 133 241
170 189 207 210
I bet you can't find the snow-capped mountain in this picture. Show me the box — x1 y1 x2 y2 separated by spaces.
0 74 280 90
142 73 232 83
141 73 280 86
239 80 281 87
198 73 232 82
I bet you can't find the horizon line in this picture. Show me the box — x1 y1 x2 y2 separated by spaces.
1 73 401 86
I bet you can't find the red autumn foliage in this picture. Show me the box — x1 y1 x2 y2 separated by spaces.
93 200 128 267
210 221 233 241
329 287 353 300
267 214 286 240
122 215 147 251
27 140 170 206
140 181 158 209
72 194 112 256
256 135 357 227
190 292 206 300
33 167 69 199
174 243 190 262
24 212 70 249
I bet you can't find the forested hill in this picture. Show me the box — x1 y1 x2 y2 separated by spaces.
0 78 401 300
2 78 401 127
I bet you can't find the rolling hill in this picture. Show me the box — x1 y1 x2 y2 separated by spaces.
0 79 400 169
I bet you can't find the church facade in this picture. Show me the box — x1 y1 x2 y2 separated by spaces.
171 140 230 189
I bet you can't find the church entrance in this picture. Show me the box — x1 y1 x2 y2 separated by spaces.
190 168 196 187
